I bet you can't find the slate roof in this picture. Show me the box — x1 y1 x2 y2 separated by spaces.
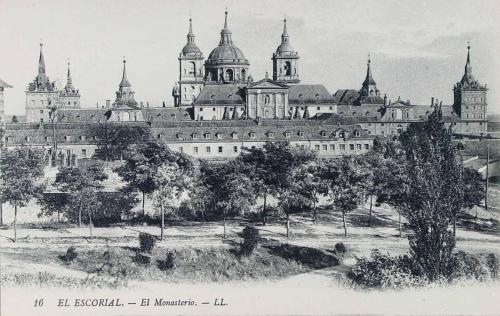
194 84 246 106
288 84 335 105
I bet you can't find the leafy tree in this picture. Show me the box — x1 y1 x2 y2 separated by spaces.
0 147 46 242
152 154 194 240
360 151 383 227
321 157 369 237
290 162 328 223
117 140 193 223
200 160 256 238
89 123 150 161
238 142 315 225
399 107 463 282
55 160 107 239
461 167 486 233
373 156 410 237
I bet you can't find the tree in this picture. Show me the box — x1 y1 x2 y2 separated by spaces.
462 167 486 232
360 151 383 227
55 160 107 239
238 142 315 225
0 146 46 242
151 154 194 240
321 157 369 237
117 140 193 223
290 162 328 224
89 123 150 161
399 107 463 281
373 156 409 237
199 160 256 239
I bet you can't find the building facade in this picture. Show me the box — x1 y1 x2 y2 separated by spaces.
2 10 489 164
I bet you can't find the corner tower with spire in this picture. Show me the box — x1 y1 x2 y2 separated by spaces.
113 59 138 108
272 18 300 84
59 60 81 108
453 43 488 125
176 17 205 106
26 43 60 123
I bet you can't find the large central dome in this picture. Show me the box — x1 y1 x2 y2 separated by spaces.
204 10 250 83
208 44 247 61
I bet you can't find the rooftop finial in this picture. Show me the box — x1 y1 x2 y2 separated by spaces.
38 41 46 76
224 8 228 28
120 57 131 87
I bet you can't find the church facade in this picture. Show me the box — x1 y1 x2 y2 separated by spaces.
1 11 489 165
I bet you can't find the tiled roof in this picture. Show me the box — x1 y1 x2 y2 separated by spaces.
193 84 246 105
288 84 334 105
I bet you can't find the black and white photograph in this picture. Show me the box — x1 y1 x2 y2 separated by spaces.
0 0 499 315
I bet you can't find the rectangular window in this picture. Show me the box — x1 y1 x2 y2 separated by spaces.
322 144 327 151
218 146 223 153
82 149 87 158
179 147 184 153
40 109 44 114
315 145 320 151
206 146 211 153
364 144 369 150
193 147 198 154
317 107 320 110
340 144 345 150
330 144 335 151
233 146 238 153
356 144 361 150
200 108 203 111
300 145 305 150
350 144 355 150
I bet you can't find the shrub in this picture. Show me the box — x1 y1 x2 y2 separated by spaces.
158 251 177 271
138 232 156 253
59 246 78 263
448 251 498 282
133 253 151 266
239 226 260 256
348 250 425 289
334 242 347 254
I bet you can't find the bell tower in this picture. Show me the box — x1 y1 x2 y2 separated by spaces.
177 18 204 106
272 18 300 84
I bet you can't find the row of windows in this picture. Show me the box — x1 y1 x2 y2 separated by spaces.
314 143 370 151
169 130 359 141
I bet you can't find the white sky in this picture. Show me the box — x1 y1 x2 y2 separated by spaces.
1 0 499 114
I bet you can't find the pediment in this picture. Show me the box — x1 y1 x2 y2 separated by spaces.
248 79 289 90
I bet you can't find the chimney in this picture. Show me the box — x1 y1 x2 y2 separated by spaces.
106 100 110 108
140 101 143 108
431 97 434 105
162 101 166 108
96 102 99 108
383 94 387 105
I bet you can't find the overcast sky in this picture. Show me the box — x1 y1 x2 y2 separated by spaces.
1 0 499 115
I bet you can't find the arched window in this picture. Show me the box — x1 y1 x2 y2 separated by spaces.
395 108 403 119
188 62 195 75
225 69 234 81
241 69 246 81
284 61 292 76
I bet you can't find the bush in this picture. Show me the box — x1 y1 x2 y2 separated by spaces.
448 251 498 282
239 226 260 256
138 232 156 253
133 253 151 266
334 242 347 254
348 250 425 289
158 251 177 271
59 246 78 263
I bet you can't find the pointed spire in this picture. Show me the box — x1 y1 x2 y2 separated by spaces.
363 53 376 85
120 58 131 87
281 17 289 43
38 42 46 76
224 8 228 29
187 17 195 43
461 42 475 85
66 60 72 86
220 9 232 44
